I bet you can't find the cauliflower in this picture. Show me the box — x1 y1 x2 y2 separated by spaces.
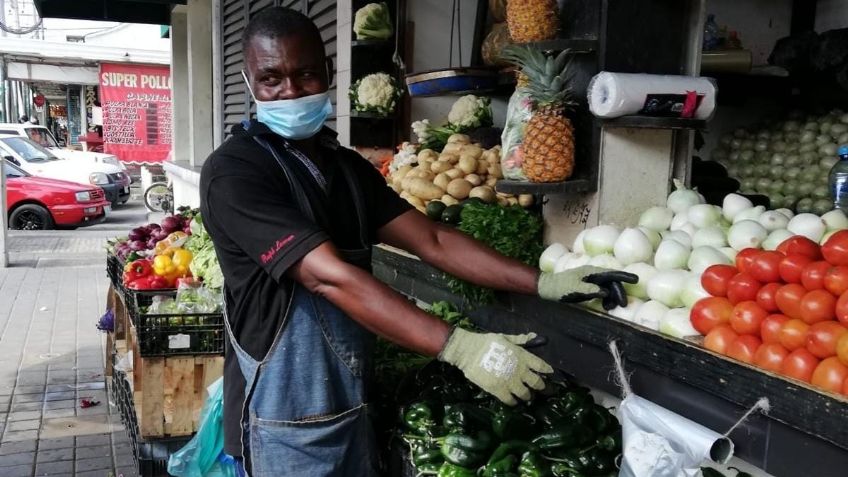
389 142 419 173
447 95 493 130
350 73 402 116
412 119 432 142
353 3 393 40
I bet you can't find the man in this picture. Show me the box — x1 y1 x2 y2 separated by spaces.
200 7 634 476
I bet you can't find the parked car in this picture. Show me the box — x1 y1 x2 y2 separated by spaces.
0 135 131 206
4 159 110 230
0 123 128 173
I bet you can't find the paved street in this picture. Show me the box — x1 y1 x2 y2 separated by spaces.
0 198 151 476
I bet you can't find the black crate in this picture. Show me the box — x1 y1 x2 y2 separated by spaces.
112 368 191 477
106 254 125 294
130 290 225 357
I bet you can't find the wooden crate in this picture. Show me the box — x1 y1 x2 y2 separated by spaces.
128 324 223 438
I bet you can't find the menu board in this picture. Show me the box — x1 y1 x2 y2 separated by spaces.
99 63 172 164
67 87 81 146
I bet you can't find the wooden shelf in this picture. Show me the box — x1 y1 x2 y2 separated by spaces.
599 116 708 130
495 178 595 195
523 38 599 54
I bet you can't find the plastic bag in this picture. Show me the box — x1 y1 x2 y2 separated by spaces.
176 279 221 314
500 87 532 181
168 378 236 477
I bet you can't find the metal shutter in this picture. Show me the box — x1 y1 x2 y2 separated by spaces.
219 0 338 137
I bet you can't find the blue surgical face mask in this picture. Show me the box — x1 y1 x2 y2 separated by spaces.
242 71 333 140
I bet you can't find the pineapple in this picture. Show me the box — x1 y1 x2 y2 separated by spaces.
506 0 559 43
503 46 577 183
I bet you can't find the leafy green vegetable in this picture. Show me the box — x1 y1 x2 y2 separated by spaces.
183 215 224 290
447 203 544 305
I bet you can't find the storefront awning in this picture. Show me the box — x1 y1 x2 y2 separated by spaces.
34 0 185 25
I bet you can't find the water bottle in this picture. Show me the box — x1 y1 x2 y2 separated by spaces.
829 145 848 211
703 14 720 51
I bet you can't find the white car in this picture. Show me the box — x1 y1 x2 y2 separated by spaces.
0 123 127 172
0 135 131 206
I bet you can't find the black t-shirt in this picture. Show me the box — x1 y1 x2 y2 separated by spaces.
199 122 411 456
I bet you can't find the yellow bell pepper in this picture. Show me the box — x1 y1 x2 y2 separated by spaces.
171 249 193 275
152 255 176 276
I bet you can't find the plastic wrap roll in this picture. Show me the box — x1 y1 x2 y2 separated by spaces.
701 50 753 74
588 72 718 120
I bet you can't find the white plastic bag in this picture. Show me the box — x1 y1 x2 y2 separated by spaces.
500 87 533 181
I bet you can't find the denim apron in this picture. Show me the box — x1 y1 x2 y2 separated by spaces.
223 131 377 476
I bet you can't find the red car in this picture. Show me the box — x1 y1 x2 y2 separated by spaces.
5 160 110 230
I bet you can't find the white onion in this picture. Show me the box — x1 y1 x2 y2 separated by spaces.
728 220 769 250
680 274 710 308
639 206 674 232
633 300 670 331
776 208 795 220
688 246 732 274
609 297 645 322
639 227 663 250
688 204 723 228
553 252 576 273
722 193 753 221
692 227 727 249
821 209 848 231
719 247 738 262
663 230 693 249
659 308 700 338
588 254 623 270
613 228 654 266
539 243 568 272
732 206 766 224
647 270 689 308
563 253 590 271
763 229 794 251
670 212 690 231
679 222 697 239
654 240 691 270
758 211 790 232
787 213 827 242
667 179 704 214
583 225 620 256
622 263 658 300
572 230 587 254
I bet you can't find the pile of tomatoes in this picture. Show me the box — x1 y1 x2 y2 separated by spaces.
690 232 848 397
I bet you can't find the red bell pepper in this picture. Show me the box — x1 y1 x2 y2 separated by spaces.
126 275 170 290
123 259 153 286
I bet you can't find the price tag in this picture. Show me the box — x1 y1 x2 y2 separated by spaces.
168 334 191 349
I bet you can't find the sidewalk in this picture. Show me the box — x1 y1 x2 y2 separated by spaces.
0 226 144 475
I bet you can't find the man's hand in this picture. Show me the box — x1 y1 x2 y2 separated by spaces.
538 266 638 310
438 328 553 405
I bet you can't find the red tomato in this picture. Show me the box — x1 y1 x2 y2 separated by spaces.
753 343 790 372
735 248 760 273
838 333 848 366
806 321 848 359
779 254 814 284
824 266 848 296
781 348 820 383
801 261 831 290
777 236 822 260
690 297 734 335
761 314 790 344
837 291 848 326
775 283 807 319
730 301 768 335
749 251 784 283
756 283 781 313
727 335 762 364
726 273 762 305
779 319 810 351
822 230 848 266
703 325 738 355
701 264 738 298
811 357 848 393
799 289 837 324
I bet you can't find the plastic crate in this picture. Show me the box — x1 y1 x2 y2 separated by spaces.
106 254 125 294
112 368 191 477
130 290 224 357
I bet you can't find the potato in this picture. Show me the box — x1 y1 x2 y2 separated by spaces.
481 149 500 164
475 159 489 175
497 196 509 206
407 178 445 201
417 170 435 182
447 179 473 200
406 196 425 208
430 161 452 174
447 133 470 145
469 186 496 203
393 165 414 186
390 183 402 194
439 153 460 164
487 162 503 179
458 156 478 174
507 197 519 206
460 144 484 159
417 149 438 161
441 194 459 206
518 194 535 207
485 176 498 187
434 172 451 190
465 174 483 186
445 168 464 179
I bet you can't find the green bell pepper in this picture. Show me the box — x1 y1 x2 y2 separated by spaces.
440 431 493 468
404 402 437 435
518 451 552 477
535 391 593 426
443 403 493 433
438 462 477 477
531 423 593 451
492 404 540 440
594 430 622 454
482 441 537 477
584 405 617 435
413 447 444 467
481 454 518 477
550 463 583 477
